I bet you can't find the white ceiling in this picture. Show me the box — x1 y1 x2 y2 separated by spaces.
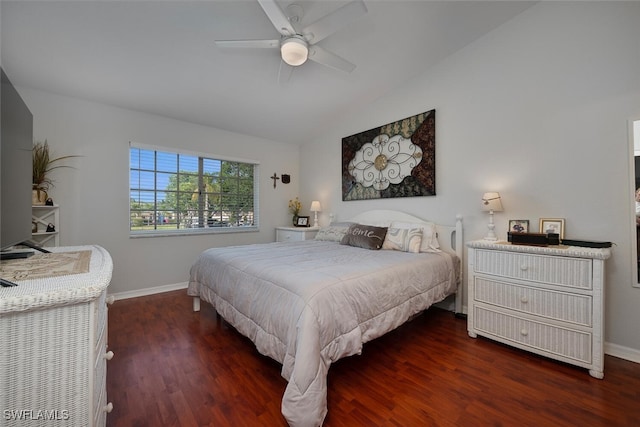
1 0 535 145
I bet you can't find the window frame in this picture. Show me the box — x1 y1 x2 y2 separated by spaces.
129 142 260 238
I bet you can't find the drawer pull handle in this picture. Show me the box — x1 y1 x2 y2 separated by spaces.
520 329 528 336
104 402 113 413
104 351 114 360
520 296 529 304
520 264 528 271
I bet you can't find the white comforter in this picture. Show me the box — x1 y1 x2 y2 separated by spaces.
188 240 459 427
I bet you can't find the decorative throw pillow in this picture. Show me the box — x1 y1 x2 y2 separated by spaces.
391 221 441 252
340 224 388 250
382 227 423 253
314 223 353 242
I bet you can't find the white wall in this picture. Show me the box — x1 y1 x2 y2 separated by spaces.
300 2 640 354
19 88 301 295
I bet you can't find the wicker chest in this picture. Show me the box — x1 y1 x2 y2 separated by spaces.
466 240 610 378
0 246 114 426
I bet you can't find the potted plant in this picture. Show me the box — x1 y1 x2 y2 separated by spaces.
32 140 79 205
288 197 302 226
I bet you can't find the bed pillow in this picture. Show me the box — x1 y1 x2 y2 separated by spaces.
382 227 423 253
340 224 388 250
391 221 441 253
314 222 353 242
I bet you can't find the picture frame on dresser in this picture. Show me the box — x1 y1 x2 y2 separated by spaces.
509 219 529 233
539 218 565 238
294 216 310 227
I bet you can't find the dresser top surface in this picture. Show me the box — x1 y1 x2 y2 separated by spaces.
0 245 113 313
466 240 611 260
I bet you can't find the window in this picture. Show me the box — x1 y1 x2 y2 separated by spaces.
129 144 258 235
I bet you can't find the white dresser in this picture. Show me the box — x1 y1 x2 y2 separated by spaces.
466 240 610 378
275 226 319 242
0 246 114 426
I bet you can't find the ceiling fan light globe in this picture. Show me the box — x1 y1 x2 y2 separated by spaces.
281 37 308 66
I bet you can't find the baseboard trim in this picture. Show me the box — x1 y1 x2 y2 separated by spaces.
109 282 188 301
605 342 640 364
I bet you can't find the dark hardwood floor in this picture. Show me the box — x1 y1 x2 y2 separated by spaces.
106 290 640 426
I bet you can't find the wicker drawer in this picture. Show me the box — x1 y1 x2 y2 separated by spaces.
94 383 107 427
473 306 592 364
94 325 107 399
95 291 107 340
473 277 592 326
474 249 593 290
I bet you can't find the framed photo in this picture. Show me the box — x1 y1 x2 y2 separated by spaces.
539 218 565 238
509 220 529 233
295 216 310 227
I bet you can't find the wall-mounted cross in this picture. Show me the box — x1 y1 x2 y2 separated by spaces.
270 173 280 189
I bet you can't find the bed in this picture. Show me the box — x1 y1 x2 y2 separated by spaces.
188 210 463 427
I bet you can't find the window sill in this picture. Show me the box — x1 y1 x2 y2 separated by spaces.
129 226 259 239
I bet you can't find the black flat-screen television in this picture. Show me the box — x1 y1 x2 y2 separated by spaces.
1 68 34 255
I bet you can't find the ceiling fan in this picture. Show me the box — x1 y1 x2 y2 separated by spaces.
215 0 368 82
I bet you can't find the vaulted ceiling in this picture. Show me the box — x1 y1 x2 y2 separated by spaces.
1 1 535 145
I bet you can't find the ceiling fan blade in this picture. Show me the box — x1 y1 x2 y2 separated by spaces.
215 39 280 49
308 45 356 73
278 60 294 84
302 0 367 44
257 0 296 36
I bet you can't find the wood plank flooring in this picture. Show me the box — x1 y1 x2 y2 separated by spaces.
106 290 640 426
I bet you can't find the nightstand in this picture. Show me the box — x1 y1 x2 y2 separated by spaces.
275 226 319 242
466 240 610 378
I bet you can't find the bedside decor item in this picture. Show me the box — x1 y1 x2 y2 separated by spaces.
508 232 548 246
310 200 322 228
560 238 612 248
509 219 529 233
342 109 435 201
289 197 302 225
295 216 310 227
271 172 280 188
481 192 503 241
32 140 79 205
539 218 565 239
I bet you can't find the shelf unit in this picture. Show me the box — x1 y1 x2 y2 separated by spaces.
31 204 60 247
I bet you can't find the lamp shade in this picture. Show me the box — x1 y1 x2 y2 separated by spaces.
481 192 503 212
281 37 308 66
310 201 322 212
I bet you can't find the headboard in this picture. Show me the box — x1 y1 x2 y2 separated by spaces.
347 209 464 314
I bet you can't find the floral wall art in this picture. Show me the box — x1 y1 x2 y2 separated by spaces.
342 109 435 201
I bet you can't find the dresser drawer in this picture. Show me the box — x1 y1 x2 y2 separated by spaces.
474 249 593 289
474 306 592 364
277 229 305 242
276 228 318 242
474 278 592 326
